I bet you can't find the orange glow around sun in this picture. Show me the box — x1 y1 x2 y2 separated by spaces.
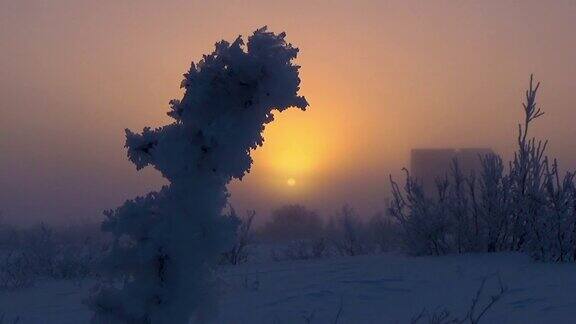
255 106 339 190
243 89 359 196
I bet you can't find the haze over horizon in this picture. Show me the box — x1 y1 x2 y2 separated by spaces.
2 0 576 225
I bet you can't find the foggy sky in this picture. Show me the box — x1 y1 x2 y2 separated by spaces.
2 0 576 225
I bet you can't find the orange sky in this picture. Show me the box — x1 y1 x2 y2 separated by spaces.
2 0 576 224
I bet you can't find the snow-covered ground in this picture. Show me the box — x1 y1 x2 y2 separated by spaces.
1 252 576 323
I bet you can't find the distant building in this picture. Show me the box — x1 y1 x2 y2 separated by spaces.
410 148 495 196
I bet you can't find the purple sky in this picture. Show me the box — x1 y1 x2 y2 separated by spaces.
2 0 576 225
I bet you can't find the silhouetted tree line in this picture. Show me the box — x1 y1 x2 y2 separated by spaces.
255 204 399 261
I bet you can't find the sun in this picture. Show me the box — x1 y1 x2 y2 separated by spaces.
286 177 296 186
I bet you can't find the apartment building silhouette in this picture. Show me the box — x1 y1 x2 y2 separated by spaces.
410 148 495 196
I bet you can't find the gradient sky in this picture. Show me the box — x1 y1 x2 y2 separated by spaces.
2 0 576 225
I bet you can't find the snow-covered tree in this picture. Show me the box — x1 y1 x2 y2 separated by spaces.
88 27 307 323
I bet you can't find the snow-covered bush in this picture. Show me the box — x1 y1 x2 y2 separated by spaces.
0 222 106 290
388 175 454 255
470 153 513 252
220 210 255 265
390 75 576 262
24 223 58 275
50 238 103 280
368 211 401 253
0 250 35 291
327 205 372 256
88 27 307 323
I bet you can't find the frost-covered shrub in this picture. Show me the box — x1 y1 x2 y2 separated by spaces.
388 176 453 256
471 154 513 252
520 159 576 262
259 204 324 242
25 223 58 275
88 27 307 323
0 251 35 290
368 212 400 253
220 210 255 265
475 78 576 262
327 205 371 256
50 238 103 280
390 76 576 262
0 222 105 290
